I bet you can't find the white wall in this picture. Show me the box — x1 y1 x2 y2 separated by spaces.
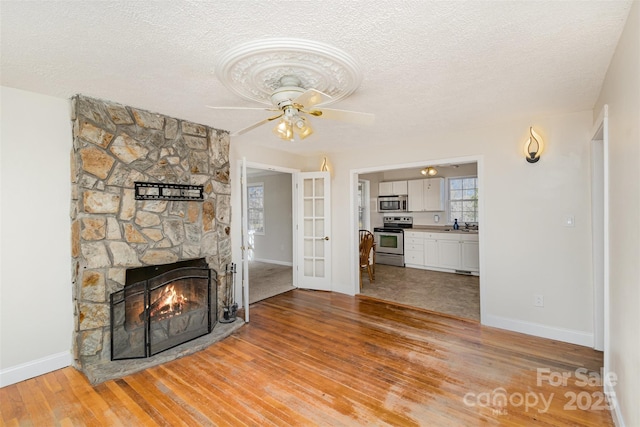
0 87 73 386
593 1 640 425
248 172 293 264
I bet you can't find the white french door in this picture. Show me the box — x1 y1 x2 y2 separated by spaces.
296 171 332 291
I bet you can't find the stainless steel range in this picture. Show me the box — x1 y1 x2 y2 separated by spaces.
374 216 413 267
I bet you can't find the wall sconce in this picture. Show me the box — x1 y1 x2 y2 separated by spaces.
420 166 438 176
320 156 329 172
524 127 544 163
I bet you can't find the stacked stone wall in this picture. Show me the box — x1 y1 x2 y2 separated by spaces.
70 95 231 376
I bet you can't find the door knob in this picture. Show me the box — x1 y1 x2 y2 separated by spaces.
324 236 330 241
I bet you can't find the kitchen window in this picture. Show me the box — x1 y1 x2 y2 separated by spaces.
449 177 478 223
248 182 265 234
358 179 371 230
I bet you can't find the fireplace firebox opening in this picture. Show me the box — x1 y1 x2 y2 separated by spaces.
110 258 217 360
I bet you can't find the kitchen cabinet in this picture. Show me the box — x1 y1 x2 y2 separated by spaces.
438 239 461 269
407 180 424 212
404 235 424 265
404 230 479 274
424 237 439 267
407 178 444 211
461 237 480 271
379 180 408 196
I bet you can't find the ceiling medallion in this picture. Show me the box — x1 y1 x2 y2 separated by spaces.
215 38 363 106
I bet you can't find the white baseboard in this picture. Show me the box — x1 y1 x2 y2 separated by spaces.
0 351 72 387
605 380 625 426
483 314 593 347
252 258 293 267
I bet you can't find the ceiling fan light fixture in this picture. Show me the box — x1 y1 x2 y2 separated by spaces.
421 167 438 176
273 119 294 141
293 116 313 139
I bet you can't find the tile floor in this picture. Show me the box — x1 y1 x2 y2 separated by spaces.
360 264 480 321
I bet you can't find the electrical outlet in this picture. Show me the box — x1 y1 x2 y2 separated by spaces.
563 215 575 227
534 294 544 307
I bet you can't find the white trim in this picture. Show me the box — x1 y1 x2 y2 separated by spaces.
604 379 625 427
483 314 593 347
244 161 300 175
0 351 72 387
251 258 293 267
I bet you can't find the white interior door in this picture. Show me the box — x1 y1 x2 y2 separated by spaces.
240 157 250 322
296 171 331 290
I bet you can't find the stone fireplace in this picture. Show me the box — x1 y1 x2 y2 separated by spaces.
70 95 238 383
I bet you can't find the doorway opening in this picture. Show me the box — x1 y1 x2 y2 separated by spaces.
353 157 484 322
245 167 296 304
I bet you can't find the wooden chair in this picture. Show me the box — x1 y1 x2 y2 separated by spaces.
359 229 376 290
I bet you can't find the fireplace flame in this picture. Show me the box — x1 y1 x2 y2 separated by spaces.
149 285 188 318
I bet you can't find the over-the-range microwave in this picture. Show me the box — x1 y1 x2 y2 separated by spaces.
378 195 408 212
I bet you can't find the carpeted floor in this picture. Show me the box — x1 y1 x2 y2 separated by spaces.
248 261 295 304
360 264 480 321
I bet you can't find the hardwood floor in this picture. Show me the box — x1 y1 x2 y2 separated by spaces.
1 290 612 426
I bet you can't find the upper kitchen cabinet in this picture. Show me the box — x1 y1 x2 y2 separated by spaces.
379 180 408 196
407 178 444 211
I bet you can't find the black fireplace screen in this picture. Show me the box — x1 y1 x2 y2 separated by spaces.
110 258 216 360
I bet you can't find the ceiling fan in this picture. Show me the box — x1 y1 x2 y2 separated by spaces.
207 75 374 141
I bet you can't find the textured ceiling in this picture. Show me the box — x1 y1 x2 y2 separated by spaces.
0 1 632 156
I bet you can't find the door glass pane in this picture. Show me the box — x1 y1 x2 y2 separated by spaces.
304 199 313 216
314 199 324 217
314 178 324 197
315 219 324 236
304 238 314 257
315 260 325 277
304 219 313 236
304 179 313 196
304 259 314 276
315 239 324 257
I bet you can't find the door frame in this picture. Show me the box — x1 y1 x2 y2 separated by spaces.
349 155 485 321
236 160 300 321
590 105 609 354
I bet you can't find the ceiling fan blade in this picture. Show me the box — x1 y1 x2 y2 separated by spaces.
293 89 332 108
205 105 279 112
307 108 375 125
230 113 283 136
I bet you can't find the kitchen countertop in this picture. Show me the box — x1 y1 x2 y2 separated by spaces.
407 225 479 234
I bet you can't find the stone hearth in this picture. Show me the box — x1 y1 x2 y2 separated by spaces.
70 95 238 383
